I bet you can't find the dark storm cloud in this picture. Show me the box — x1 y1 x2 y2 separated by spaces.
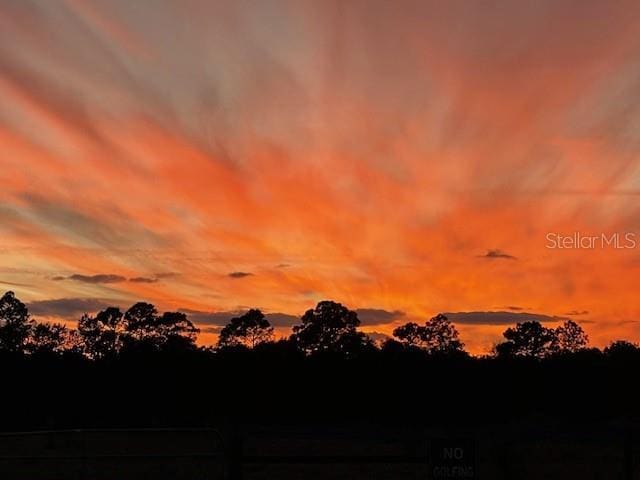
479 249 517 260
355 308 405 326
27 298 116 318
444 311 569 326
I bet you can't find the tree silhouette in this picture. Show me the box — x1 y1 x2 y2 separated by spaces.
28 322 74 355
553 320 588 354
604 340 640 358
422 314 465 355
393 314 464 355
217 309 274 348
291 300 371 356
495 321 556 358
124 302 159 342
77 307 126 359
78 303 200 355
0 291 34 353
155 311 199 351
392 322 423 347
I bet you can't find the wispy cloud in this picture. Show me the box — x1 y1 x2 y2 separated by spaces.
58 274 165 284
179 308 298 328
479 250 517 260
228 272 253 279
129 276 158 284
0 279 33 288
68 274 127 284
27 298 117 318
355 308 405 326
444 311 568 326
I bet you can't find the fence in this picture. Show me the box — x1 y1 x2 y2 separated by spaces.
0 424 637 479
0 428 227 480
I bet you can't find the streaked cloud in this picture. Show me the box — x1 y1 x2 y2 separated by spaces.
228 272 253 279
68 274 127 284
0 279 33 288
179 308 298 328
479 250 517 260
355 308 405 326
27 297 117 318
129 276 158 284
444 311 569 326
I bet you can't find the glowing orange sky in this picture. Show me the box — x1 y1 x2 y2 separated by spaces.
2 0 640 353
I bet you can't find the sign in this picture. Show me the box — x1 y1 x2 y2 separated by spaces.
430 438 475 479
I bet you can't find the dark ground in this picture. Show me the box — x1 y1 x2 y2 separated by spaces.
2 348 640 479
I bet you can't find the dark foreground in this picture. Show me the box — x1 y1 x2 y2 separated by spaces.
3 348 640 479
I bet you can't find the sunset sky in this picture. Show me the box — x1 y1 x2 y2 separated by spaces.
2 0 640 353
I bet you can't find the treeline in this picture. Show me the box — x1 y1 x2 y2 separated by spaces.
2 290 640 430
0 291 198 357
1 290 637 360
